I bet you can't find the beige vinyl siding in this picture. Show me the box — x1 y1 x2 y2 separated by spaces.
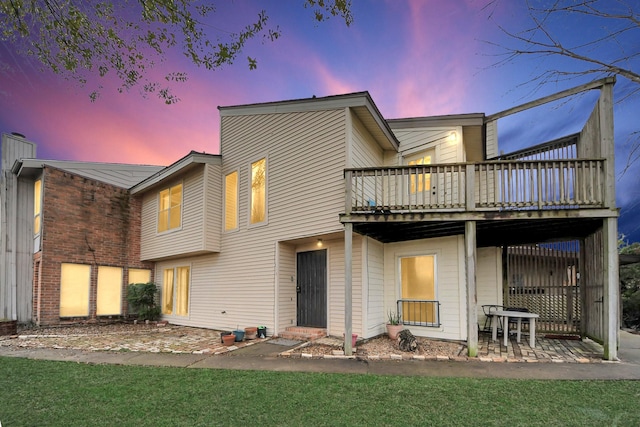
140 166 221 261
485 119 498 159
350 114 387 208
383 235 464 341
222 110 346 238
277 242 297 332
365 237 385 338
393 127 464 164
215 109 347 334
350 113 385 168
476 247 503 328
327 235 362 337
392 127 464 206
203 164 222 252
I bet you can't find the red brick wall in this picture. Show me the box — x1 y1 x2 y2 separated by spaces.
35 167 154 325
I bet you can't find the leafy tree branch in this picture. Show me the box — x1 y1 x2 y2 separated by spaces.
0 0 352 103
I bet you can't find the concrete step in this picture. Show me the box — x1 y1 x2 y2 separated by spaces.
278 327 326 341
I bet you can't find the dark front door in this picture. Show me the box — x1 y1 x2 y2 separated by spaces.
296 250 327 327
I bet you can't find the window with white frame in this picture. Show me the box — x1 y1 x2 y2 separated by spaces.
224 171 238 231
162 266 190 316
158 183 182 233
399 254 437 324
406 149 434 194
250 158 266 224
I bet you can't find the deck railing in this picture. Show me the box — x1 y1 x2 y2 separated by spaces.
345 159 605 213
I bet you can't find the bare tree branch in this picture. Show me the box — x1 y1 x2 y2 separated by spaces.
484 0 640 174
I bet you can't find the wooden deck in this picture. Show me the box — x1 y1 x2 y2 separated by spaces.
340 157 616 247
345 158 605 215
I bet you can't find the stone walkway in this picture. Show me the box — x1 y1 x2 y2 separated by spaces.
0 323 605 363
0 324 263 355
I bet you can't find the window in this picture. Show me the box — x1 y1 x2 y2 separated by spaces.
33 179 42 235
400 255 436 323
224 171 238 231
128 268 151 285
97 266 123 316
407 150 434 194
158 183 182 233
162 266 190 316
250 158 266 224
60 263 91 317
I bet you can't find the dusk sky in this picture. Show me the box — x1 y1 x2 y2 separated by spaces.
1 1 638 241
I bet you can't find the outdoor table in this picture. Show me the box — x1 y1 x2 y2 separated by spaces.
491 310 540 348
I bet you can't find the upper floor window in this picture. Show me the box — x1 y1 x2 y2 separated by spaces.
33 179 42 235
250 158 266 224
225 171 238 231
158 183 182 233
406 149 434 194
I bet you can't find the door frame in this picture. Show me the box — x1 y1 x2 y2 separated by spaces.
296 248 328 328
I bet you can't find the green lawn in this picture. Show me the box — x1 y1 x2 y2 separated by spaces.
1 357 639 427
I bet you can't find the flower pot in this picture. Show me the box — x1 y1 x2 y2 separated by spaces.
257 326 267 339
244 327 258 340
386 324 404 340
233 330 245 342
220 331 233 344
222 333 236 346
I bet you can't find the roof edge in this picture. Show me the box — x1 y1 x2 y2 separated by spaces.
130 151 221 194
388 113 486 129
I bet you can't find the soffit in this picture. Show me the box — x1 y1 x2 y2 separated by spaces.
352 217 603 247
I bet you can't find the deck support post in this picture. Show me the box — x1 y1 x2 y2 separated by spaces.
344 222 353 356
602 217 619 360
465 221 478 357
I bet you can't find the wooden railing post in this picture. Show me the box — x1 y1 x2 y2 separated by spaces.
599 82 615 209
466 164 475 211
344 169 352 215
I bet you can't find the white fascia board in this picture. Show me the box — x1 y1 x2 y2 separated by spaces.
388 113 485 129
218 92 372 116
130 152 221 194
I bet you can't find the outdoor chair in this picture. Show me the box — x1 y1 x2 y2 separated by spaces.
481 304 504 334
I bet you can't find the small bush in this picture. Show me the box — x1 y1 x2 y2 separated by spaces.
127 282 161 321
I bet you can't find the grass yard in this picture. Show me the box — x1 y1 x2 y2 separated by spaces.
1 357 639 426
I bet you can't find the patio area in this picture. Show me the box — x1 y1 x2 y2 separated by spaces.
0 322 607 363
476 332 604 363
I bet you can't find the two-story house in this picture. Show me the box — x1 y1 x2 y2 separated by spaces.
0 78 619 360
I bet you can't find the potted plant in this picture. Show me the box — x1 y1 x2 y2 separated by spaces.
233 329 245 342
244 326 258 340
386 311 404 340
221 332 236 346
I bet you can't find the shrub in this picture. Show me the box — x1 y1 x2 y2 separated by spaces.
127 282 161 321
